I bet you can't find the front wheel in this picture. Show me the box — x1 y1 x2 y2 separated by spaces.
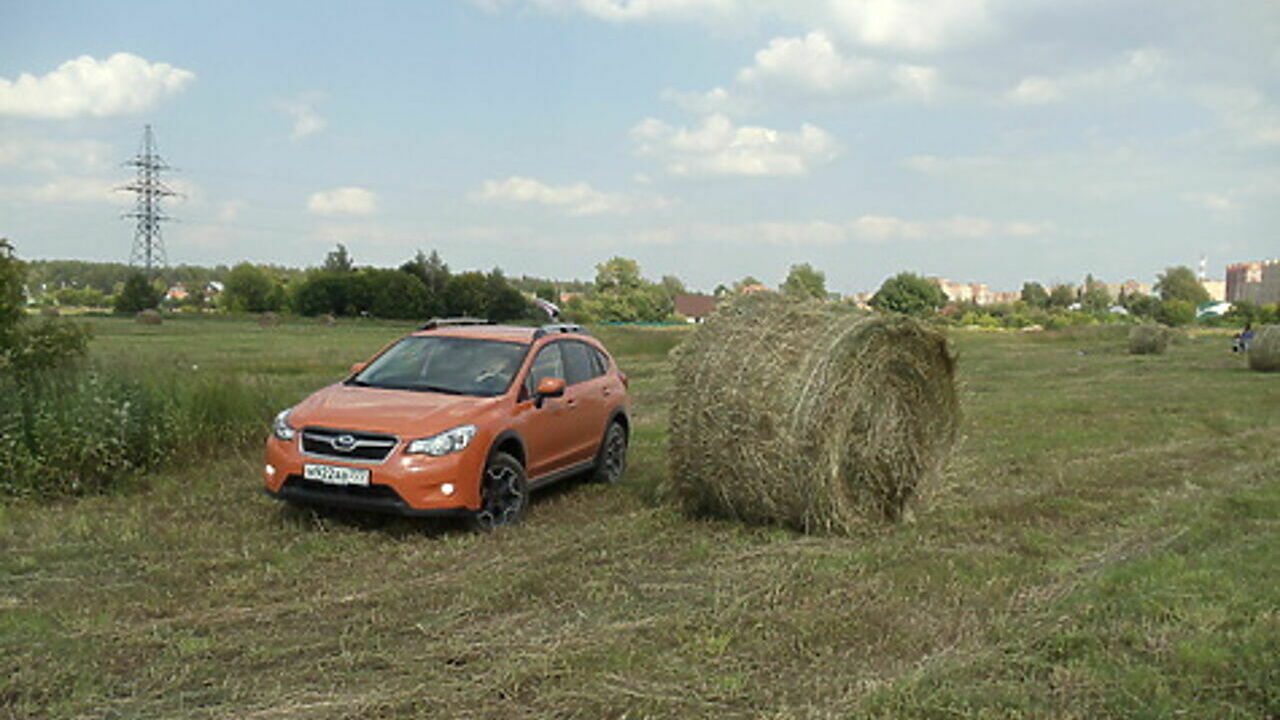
469 452 528 531
591 422 628 484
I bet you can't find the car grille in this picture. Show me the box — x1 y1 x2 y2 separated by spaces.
284 476 405 502
301 427 398 463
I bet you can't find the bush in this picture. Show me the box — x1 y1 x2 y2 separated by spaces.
114 273 162 313
0 362 287 498
1128 324 1171 355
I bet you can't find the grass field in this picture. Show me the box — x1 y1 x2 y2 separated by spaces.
2 317 1278 719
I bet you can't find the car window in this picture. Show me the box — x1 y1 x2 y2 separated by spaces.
561 341 599 386
352 336 528 397
590 346 610 376
525 343 565 395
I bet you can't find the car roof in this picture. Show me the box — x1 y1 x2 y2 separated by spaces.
411 324 538 343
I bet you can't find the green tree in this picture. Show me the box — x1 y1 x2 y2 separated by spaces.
291 272 354 316
594 257 644 293
534 284 557 303
1126 294 1161 319
1081 276 1112 312
354 268 430 319
660 275 686 298
223 263 281 313
781 263 827 300
484 269 530 322
1048 283 1076 309
1020 281 1049 308
399 249 450 316
0 240 27 344
1154 266 1210 305
114 273 161 313
445 272 490 317
869 272 947 317
322 243 354 273
1157 299 1196 326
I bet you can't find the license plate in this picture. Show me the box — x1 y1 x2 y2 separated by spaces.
303 463 371 486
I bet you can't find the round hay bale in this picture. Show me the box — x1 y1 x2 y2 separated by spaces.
1127 324 1170 355
258 311 280 327
320 313 338 327
40 306 60 318
1247 325 1280 372
135 309 162 325
668 293 960 535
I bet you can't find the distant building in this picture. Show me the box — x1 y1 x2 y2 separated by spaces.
165 283 189 302
1106 279 1153 298
1199 279 1226 302
739 283 772 294
929 278 1017 306
673 293 718 323
1226 260 1280 305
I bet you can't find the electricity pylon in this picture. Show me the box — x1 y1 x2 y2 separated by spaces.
120 125 178 277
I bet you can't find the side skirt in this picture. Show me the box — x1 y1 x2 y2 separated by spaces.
528 459 596 491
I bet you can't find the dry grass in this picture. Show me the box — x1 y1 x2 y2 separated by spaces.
669 295 959 533
1247 324 1280 371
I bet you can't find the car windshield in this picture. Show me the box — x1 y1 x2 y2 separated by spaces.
349 336 529 397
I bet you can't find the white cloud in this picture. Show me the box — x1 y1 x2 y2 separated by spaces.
307 187 378 216
277 93 327 140
631 113 839 177
1193 86 1280 146
666 32 939 114
516 0 738 23
0 176 130 205
472 176 667 216
490 0 990 51
617 215 1050 246
0 53 195 119
218 200 247 222
824 0 990 52
0 138 113 173
1005 48 1164 105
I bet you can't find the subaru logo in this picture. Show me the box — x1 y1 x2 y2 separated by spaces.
332 434 358 452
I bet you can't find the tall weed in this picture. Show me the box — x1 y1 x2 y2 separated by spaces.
0 362 288 498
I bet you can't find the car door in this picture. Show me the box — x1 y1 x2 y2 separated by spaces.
559 340 611 464
513 342 576 479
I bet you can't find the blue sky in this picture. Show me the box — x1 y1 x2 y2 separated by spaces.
2 0 1277 293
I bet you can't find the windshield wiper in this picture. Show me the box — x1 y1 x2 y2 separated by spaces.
415 384 466 395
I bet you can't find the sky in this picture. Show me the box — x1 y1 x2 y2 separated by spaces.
1 0 1277 294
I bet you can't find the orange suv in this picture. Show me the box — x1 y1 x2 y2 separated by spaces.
263 320 630 528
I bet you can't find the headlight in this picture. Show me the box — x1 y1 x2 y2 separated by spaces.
407 425 477 456
272 409 296 441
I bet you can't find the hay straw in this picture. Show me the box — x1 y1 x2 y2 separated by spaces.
135 309 162 325
1247 325 1280 372
1127 324 1170 355
668 293 960 535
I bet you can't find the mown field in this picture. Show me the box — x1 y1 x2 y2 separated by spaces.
2 317 1278 719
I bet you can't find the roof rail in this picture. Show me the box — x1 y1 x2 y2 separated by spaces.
419 317 494 331
532 323 589 340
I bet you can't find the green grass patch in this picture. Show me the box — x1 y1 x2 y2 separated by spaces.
0 320 1276 718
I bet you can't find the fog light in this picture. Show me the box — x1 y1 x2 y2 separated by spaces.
265 464 276 477
441 483 455 496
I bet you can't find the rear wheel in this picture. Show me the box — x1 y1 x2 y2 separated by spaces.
591 422 628 484
469 452 528 530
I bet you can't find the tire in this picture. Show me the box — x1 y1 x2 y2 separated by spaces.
591 421 628 484
469 452 529 531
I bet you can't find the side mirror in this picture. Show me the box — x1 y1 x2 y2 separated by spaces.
534 377 566 408
349 361 367 375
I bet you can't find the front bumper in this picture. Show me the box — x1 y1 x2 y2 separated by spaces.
263 435 485 514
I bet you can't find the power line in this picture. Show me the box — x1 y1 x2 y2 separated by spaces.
119 125 179 277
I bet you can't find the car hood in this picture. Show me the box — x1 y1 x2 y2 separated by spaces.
289 383 499 438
